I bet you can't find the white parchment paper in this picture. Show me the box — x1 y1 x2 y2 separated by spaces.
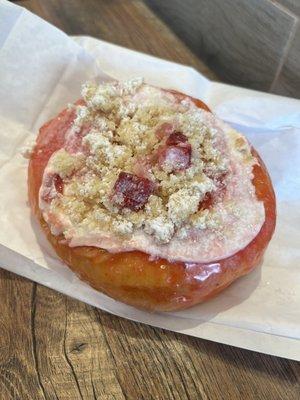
0 0 299 360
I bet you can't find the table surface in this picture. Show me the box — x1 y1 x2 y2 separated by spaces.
2 0 299 399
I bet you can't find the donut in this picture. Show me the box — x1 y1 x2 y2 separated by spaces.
28 78 276 311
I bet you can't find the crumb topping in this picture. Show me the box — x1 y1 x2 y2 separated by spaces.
39 79 264 261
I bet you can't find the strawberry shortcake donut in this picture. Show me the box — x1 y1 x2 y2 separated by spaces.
28 78 276 311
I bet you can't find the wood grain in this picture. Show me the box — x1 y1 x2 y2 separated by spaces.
272 24 300 98
145 0 298 92
15 0 216 80
1 0 300 399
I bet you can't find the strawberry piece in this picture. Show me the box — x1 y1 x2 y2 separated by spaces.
53 174 64 194
158 145 191 172
65 123 91 155
158 131 191 172
166 132 188 146
198 173 227 210
41 173 64 202
155 123 175 140
111 172 155 211
198 192 213 210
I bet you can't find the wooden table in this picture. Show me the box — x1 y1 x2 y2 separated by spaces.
2 1 299 398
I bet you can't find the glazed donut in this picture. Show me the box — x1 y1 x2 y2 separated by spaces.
28 79 276 311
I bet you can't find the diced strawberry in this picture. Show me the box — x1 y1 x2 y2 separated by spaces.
198 192 213 210
41 173 64 202
166 132 188 146
155 123 175 140
111 172 155 211
158 143 191 172
53 174 64 194
198 173 227 210
157 131 191 172
65 123 91 155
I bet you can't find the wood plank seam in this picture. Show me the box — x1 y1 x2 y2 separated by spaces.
31 282 48 400
63 303 84 400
